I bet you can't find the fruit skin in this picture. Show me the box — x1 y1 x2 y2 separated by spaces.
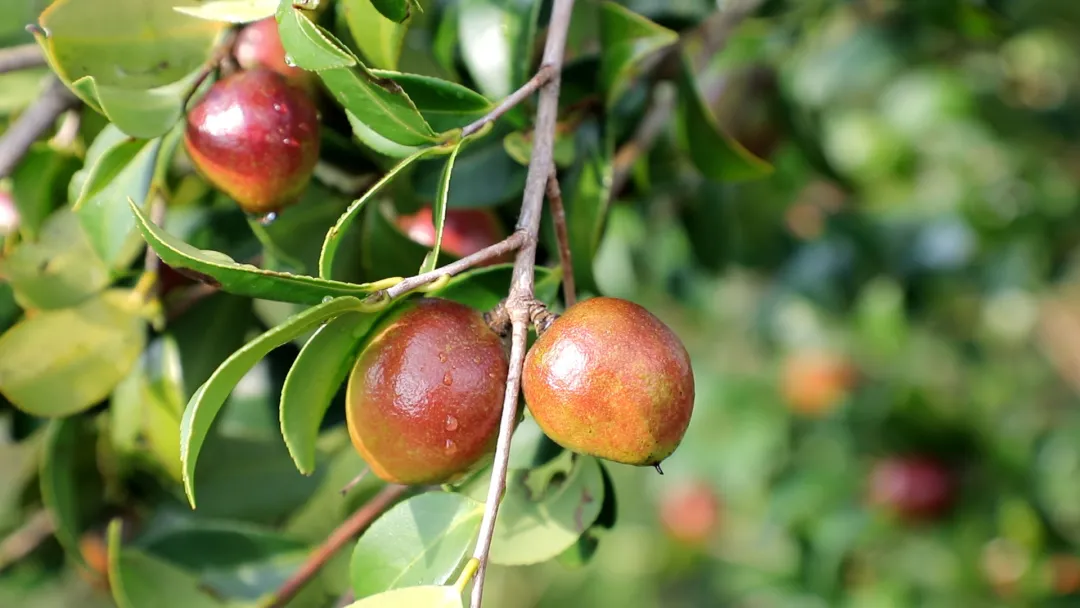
233 18 315 93
780 350 856 417
396 206 512 265
659 480 721 545
522 297 695 466
346 298 508 485
868 456 955 521
0 190 18 237
184 68 320 215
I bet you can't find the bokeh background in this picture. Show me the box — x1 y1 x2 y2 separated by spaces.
5 0 1080 606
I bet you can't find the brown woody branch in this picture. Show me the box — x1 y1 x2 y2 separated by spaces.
545 171 576 307
0 76 79 179
469 0 578 605
381 231 528 300
0 44 45 74
460 66 555 138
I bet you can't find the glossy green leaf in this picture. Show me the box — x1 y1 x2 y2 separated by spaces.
419 140 465 273
107 520 224 608
599 2 677 106
507 415 564 470
346 585 463 608
461 453 605 565
0 209 110 310
281 311 383 474
457 0 541 100
370 0 412 23
37 0 222 90
76 136 163 269
503 130 575 168
412 137 525 208
431 1 461 80
360 201 432 280
341 0 409 70
180 296 369 507
0 289 146 417
40 417 102 568
275 2 357 71
170 293 254 397
319 147 436 279
67 72 199 139
677 53 773 182
371 71 493 133
174 0 278 23
111 336 185 481
351 492 483 598
130 198 382 304
564 120 614 294
10 144 80 240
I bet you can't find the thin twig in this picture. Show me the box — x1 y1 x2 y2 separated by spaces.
264 485 408 608
0 44 45 74
469 0 577 606
545 171 575 307
460 65 555 138
382 231 527 300
50 109 81 149
0 510 55 572
0 76 79 179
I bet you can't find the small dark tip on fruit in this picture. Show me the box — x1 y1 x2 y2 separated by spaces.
654 463 664 475
258 211 278 225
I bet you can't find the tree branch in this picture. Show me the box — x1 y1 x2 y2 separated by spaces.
546 171 576 307
469 0 577 605
0 76 79 179
264 484 408 608
381 231 528 300
0 44 45 74
0 510 54 573
460 65 555 138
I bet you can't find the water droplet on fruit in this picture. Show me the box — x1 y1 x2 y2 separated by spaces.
438 352 448 363
445 416 459 432
272 102 285 113
445 439 458 454
282 137 299 147
284 55 296 67
259 211 277 225
442 372 453 386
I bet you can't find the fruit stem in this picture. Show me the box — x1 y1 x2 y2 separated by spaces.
529 302 558 335
454 558 481 594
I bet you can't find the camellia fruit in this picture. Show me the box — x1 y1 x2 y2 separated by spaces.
868 455 955 521
396 206 512 266
233 17 314 93
780 349 856 417
659 480 721 545
184 68 320 215
522 297 695 467
346 298 508 485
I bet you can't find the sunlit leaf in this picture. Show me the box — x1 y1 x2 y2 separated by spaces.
419 140 465 273
174 0 277 23
457 0 541 101
107 520 224 608
345 585 463 608
599 2 677 106
341 0 410 70
371 71 492 133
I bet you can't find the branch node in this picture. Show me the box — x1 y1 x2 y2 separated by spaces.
529 302 558 335
484 301 511 338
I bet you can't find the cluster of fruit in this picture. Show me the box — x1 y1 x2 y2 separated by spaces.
181 18 696 487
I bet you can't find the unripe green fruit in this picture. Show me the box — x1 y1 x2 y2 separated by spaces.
522 297 695 467
346 298 508 485
184 68 320 215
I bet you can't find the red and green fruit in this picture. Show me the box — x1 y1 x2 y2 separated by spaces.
184 68 320 215
233 17 315 93
522 297 695 467
658 480 721 545
396 206 511 265
346 298 509 485
868 456 955 521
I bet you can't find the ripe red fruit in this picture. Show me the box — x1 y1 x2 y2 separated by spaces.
780 350 856 417
233 17 314 92
868 456 955 520
346 298 508 485
396 206 511 265
659 481 721 545
184 68 320 215
522 297 695 466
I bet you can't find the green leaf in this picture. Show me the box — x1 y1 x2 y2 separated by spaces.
412 137 525 209
281 311 383 474
0 289 146 417
507 415 564 470
457 0 542 100
169 293 255 397
341 0 410 70
369 0 412 23
256 182 363 277
69 72 200 139
460 453 605 565
174 0 278 23
360 202 431 280
0 208 110 310
564 119 614 294
419 140 465 273
111 336 185 481
130 198 383 304
107 520 225 608
40 417 102 568
275 2 357 71
676 53 773 182
37 0 223 90
350 492 483 598
346 585 463 608
180 296 369 507
502 130 575 168
76 136 163 269
319 147 436 280
370 71 493 133
599 2 677 107
10 144 80 240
